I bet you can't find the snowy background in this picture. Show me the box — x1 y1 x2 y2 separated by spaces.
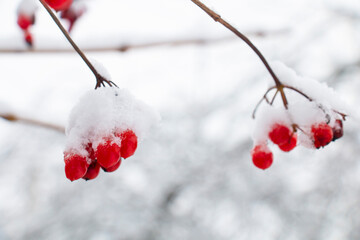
0 0 360 239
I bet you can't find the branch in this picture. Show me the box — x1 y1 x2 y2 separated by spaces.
190 0 288 108
0 29 289 53
0 113 65 134
39 0 116 89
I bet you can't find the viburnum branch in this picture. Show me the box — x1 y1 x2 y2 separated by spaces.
0 113 65 133
0 29 289 54
190 0 289 108
39 0 116 89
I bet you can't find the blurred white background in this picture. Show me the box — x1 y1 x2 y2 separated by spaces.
0 0 359 239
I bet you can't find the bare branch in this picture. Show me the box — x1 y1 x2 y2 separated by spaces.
0 113 65 134
39 0 114 89
190 0 289 109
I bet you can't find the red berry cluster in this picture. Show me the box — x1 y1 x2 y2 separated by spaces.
17 12 35 47
64 129 138 181
251 119 344 170
16 0 85 46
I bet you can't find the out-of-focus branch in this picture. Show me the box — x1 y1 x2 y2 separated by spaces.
0 113 65 134
190 0 290 109
0 29 288 54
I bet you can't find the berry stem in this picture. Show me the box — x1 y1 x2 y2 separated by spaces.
39 0 116 89
190 0 288 108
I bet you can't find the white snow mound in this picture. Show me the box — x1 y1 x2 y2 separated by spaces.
65 87 160 156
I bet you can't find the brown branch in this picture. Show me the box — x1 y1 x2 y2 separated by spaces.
39 0 115 89
0 113 65 134
190 0 288 109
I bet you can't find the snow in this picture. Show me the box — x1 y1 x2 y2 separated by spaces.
17 0 38 16
252 61 349 148
0 0 359 239
91 58 112 81
65 87 160 155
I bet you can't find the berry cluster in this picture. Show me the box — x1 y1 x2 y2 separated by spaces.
63 87 160 182
64 129 138 181
251 120 344 170
16 0 86 47
250 63 346 170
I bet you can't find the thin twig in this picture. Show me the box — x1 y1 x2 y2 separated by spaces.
39 0 115 89
190 0 288 109
0 113 65 134
252 86 277 118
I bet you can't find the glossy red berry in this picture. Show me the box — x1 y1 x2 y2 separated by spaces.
278 134 297 152
17 14 34 30
311 122 333 149
102 159 121 172
64 154 89 181
44 0 72 11
269 124 292 145
95 140 121 169
251 144 273 170
82 162 101 181
332 119 343 141
117 130 138 159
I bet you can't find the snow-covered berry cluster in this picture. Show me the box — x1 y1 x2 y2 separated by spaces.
251 62 347 170
64 87 160 181
16 0 86 47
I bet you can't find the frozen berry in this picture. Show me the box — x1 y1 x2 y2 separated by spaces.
332 119 343 141
251 144 273 170
102 159 122 172
269 124 292 145
116 130 138 159
17 14 34 30
64 154 89 181
82 162 101 181
311 122 333 149
85 142 95 160
44 0 72 11
95 140 121 169
278 134 297 152
24 31 33 47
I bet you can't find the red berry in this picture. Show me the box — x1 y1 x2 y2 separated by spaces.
44 0 73 11
95 140 121 169
251 144 273 170
332 119 343 141
278 134 297 152
60 6 85 32
269 124 292 145
64 154 89 181
82 162 101 181
116 130 138 159
102 159 121 172
17 14 34 30
85 142 95 160
24 31 33 47
311 122 333 149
